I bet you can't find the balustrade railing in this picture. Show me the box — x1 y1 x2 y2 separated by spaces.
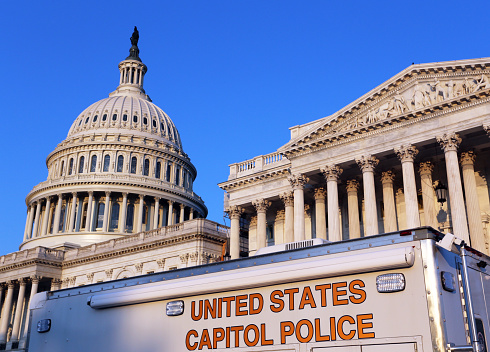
229 151 289 179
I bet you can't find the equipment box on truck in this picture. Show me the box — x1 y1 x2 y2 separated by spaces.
27 227 490 351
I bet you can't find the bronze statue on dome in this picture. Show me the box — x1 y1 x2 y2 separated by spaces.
127 26 141 61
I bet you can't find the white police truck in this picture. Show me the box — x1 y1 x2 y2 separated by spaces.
27 227 490 351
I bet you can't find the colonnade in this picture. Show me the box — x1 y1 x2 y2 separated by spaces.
0 277 58 349
228 131 489 258
24 191 200 241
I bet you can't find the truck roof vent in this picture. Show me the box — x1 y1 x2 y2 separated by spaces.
255 238 330 256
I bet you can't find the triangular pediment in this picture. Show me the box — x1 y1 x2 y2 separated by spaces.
280 57 490 157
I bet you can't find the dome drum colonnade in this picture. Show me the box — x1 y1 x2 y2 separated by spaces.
225 130 490 259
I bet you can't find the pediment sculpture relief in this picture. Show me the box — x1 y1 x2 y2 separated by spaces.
338 74 490 133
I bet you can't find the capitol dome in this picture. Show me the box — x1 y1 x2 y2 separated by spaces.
21 29 207 250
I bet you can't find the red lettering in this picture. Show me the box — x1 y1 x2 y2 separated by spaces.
337 315 356 340
280 321 294 344
203 298 217 319
198 329 212 350
296 319 314 343
244 324 260 347
270 290 284 312
332 282 349 305
315 284 331 307
314 318 330 342
236 295 248 316
349 280 366 304
357 314 375 338
250 293 264 315
284 288 299 310
213 328 225 349
222 296 235 317
261 323 274 345
191 301 202 321
230 325 244 347
299 286 317 309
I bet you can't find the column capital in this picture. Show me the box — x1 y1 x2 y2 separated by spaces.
105 191 111 197
483 123 490 136
313 187 326 200
279 192 294 207
460 151 476 166
394 145 418 162
356 155 379 173
381 171 395 184
30 275 42 284
395 188 404 196
437 132 461 153
226 205 244 220
71 191 77 197
139 194 144 200
6 281 15 289
168 200 174 206
18 278 26 286
418 161 434 176
180 203 185 209
321 165 343 181
88 191 94 196
122 192 129 197
154 197 161 202
287 174 309 190
252 199 271 213
346 179 360 193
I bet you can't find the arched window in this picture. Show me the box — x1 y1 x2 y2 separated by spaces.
109 202 120 231
79 156 85 173
133 115 138 123
96 202 105 229
130 157 137 174
93 115 98 122
102 114 107 121
81 203 88 229
123 114 128 121
166 163 172 182
126 203 134 231
175 166 181 186
60 160 65 176
152 119 157 128
117 155 124 172
68 158 74 175
112 114 117 121
103 155 110 172
143 117 148 125
59 203 66 232
143 159 150 176
155 161 161 179
90 155 97 172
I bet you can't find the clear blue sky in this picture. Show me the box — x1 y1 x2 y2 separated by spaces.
1 0 489 254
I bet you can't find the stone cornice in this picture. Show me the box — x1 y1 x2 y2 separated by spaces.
283 89 490 159
62 233 225 268
219 167 290 191
0 259 63 274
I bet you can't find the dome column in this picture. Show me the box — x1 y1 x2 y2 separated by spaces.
102 192 111 232
119 193 128 233
41 197 52 236
31 201 42 238
189 208 194 220
85 191 94 231
153 198 160 229
68 192 77 232
23 206 33 240
168 201 174 226
25 204 35 240
179 204 185 223
137 195 144 232
53 194 63 234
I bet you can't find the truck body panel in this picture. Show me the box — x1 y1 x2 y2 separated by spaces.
26 228 490 351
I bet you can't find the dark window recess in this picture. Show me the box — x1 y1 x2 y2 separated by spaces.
93 115 98 122
90 155 97 172
103 155 110 172
123 114 128 121
155 161 161 178
152 119 157 128
102 114 107 121
130 157 137 174
143 117 148 125
117 155 124 172
160 123 165 131
79 156 85 173
112 114 117 121
79 119 83 126
85 117 89 124
133 115 138 123
143 159 150 176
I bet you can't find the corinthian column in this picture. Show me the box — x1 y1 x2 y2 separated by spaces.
227 205 244 259
153 198 160 229
313 187 327 240
137 195 144 232
179 204 185 223
356 155 379 236
41 197 52 236
322 165 343 242
85 191 94 231
10 279 26 344
167 200 174 226
68 192 77 232
418 162 438 229
53 194 63 234
31 201 42 238
0 282 15 344
288 174 309 241
20 277 40 348
102 192 111 232
25 205 35 240
346 180 361 238
460 151 485 251
280 192 295 243
437 133 469 243
119 192 128 232
395 145 421 228
253 199 271 249
381 171 397 232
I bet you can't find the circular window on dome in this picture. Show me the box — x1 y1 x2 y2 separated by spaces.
85 116 90 124
93 115 98 122
112 114 118 121
143 117 148 125
133 115 138 123
123 114 128 121
102 114 107 121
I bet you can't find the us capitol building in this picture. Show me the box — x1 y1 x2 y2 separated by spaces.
0 29 228 350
